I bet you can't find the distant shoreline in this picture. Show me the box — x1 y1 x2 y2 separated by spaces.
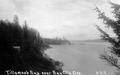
43 38 71 45
70 39 106 42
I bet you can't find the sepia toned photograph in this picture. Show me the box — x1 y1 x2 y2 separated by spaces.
0 0 120 75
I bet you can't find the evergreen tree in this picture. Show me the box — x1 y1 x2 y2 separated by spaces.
95 2 120 74
0 17 65 75
13 15 19 25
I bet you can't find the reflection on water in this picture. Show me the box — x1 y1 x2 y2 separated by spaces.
45 41 116 75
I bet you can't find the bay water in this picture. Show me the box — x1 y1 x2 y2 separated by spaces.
45 41 116 75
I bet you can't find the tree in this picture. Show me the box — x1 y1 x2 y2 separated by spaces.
95 2 120 74
0 17 65 74
13 15 19 25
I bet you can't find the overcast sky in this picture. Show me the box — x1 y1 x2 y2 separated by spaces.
0 0 119 40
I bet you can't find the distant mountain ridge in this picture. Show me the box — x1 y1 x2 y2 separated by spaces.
43 38 71 45
82 39 105 42
71 39 105 42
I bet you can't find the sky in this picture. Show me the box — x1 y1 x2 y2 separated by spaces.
0 0 119 40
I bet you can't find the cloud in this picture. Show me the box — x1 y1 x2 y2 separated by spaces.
0 0 114 40
10 0 30 14
19 0 100 40
84 0 106 4
0 0 15 20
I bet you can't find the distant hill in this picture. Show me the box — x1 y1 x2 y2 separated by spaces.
71 39 105 43
82 39 105 42
43 38 71 45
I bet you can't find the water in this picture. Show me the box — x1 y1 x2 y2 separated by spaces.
45 41 116 75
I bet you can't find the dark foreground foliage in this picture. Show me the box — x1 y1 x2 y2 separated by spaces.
0 19 65 75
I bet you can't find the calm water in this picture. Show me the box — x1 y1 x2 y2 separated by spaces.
45 41 116 75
